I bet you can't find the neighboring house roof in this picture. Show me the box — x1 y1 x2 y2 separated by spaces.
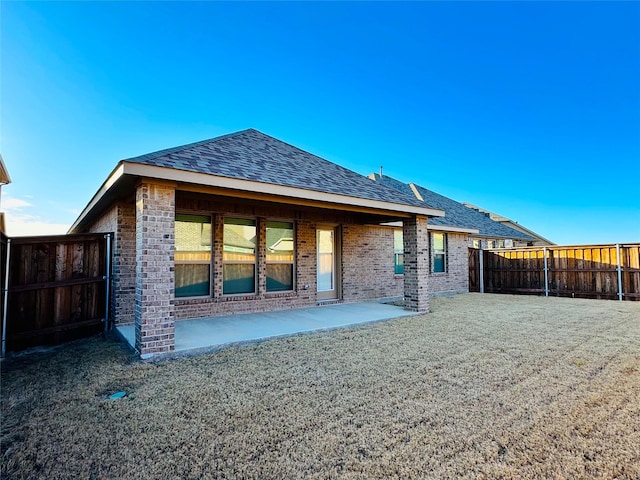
71 129 444 233
0 154 10 185
266 227 293 252
463 203 554 245
369 173 535 241
223 228 256 251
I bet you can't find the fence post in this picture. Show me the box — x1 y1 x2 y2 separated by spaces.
616 243 623 301
2 238 11 357
543 246 549 297
104 233 112 334
479 249 484 293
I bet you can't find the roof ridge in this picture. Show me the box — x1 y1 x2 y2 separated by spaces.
234 131 427 208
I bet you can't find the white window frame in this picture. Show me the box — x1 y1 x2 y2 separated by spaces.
223 217 257 295
266 220 296 293
432 232 447 273
174 213 212 298
393 228 404 275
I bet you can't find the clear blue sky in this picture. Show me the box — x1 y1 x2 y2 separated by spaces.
2 1 639 244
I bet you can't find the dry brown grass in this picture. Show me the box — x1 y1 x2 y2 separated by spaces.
2 294 639 479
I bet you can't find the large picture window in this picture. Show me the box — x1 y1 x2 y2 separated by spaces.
266 221 295 292
394 229 404 275
432 232 447 273
175 214 212 297
223 218 257 294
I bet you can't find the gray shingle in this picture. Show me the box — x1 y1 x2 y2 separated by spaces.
126 129 427 209
370 174 534 240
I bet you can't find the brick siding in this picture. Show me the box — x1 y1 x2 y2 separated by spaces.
429 232 469 296
342 224 403 302
87 202 136 325
134 182 176 356
403 215 430 312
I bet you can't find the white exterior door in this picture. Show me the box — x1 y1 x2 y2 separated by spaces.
317 227 338 300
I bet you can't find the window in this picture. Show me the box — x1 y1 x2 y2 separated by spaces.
432 232 447 273
472 239 480 249
266 221 295 292
393 229 404 274
223 218 257 294
175 214 212 297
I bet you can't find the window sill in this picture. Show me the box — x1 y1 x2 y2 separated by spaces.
265 291 297 298
221 293 259 301
175 296 213 305
175 295 211 303
175 292 300 305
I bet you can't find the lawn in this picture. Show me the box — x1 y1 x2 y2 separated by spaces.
2 294 639 479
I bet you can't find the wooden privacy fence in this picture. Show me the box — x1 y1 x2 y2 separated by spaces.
469 244 640 301
1 233 112 354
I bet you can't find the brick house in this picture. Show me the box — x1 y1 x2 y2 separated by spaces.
70 129 444 357
369 173 537 296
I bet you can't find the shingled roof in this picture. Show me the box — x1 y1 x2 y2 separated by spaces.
369 173 535 240
125 129 428 209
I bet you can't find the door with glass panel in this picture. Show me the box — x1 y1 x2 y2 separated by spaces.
317 227 339 300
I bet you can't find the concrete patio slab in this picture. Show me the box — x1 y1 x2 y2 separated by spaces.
117 301 415 356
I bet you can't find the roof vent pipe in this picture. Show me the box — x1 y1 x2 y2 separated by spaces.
380 165 383 177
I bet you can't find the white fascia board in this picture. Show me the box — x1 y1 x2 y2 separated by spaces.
123 163 446 217
69 164 126 233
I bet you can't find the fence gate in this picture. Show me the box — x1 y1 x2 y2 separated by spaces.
468 248 481 292
1 233 111 354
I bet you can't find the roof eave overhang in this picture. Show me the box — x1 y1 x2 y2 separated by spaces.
70 162 445 232
69 163 127 233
